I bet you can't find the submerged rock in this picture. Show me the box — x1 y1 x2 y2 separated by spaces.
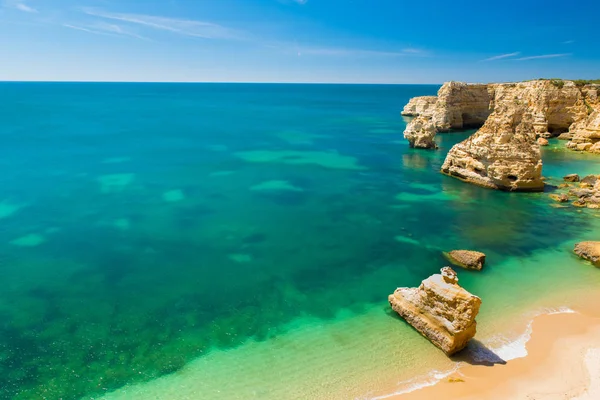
557 132 574 140
549 193 569 203
443 250 486 271
574 241 600 267
388 267 481 355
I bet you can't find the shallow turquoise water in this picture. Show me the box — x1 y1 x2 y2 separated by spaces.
0 83 599 399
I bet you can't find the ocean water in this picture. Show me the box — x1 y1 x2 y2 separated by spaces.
1 82 600 400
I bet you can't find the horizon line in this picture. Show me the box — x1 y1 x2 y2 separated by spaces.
0 79 444 85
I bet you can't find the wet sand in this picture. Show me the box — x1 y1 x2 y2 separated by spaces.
390 300 600 399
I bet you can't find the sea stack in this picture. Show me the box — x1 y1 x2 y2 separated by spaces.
388 267 481 355
402 79 600 191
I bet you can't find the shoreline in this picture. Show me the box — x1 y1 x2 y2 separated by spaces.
380 297 600 399
95 247 600 400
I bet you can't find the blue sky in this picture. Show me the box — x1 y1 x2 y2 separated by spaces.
1 0 599 83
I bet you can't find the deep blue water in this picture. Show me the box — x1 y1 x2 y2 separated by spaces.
0 82 597 399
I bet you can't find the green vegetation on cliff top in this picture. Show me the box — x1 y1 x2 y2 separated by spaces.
540 78 600 88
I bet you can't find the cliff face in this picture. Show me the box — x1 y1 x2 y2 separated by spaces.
567 85 600 152
388 267 481 356
431 82 493 131
402 80 600 191
401 96 437 117
403 83 492 148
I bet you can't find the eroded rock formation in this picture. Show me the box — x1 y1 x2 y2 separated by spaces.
401 96 437 117
402 80 600 191
431 82 493 131
403 83 492 148
567 109 600 153
388 267 481 355
404 116 438 149
574 241 600 267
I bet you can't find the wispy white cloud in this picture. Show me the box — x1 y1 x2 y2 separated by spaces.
563 40 575 44
480 52 520 62
294 46 424 57
92 22 148 40
63 24 114 37
401 48 425 54
81 8 244 40
516 53 571 61
63 22 148 40
3 0 37 13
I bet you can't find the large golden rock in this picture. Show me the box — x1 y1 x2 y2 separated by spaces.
388 267 481 355
401 80 600 190
404 115 438 149
443 250 486 271
574 241 600 267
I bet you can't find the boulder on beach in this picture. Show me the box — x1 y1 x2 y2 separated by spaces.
443 250 486 271
388 267 481 355
574 241 600 267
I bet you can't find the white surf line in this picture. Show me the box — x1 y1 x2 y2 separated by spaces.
367 306 577 399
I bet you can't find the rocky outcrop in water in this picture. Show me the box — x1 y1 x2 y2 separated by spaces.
443 250 486 271
574 241 600 267
564 174 580 182
403 83 492 148
549 175 600 208
388 267 481 355
441 80 582 191
441 120 544 191
404 116 438 149
402 80 600 191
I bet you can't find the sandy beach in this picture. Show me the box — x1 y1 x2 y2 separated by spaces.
386 301 600 400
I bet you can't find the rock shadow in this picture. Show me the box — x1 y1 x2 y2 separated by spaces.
452 339 507 366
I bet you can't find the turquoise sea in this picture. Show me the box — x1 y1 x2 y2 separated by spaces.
1 82 600 400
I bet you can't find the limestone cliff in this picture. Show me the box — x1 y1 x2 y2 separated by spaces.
401 96 437 117
567 85 600 152
403 82 492 148
430 82 493 131
402 80 600 191
388 267 481 356
441 80 598 191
